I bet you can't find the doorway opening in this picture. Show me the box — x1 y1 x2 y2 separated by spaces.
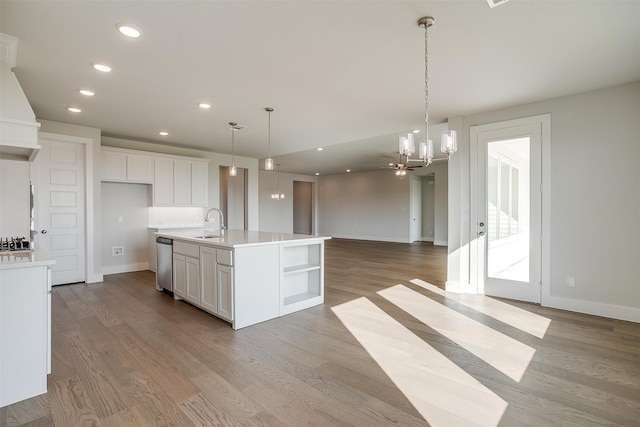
220 166 248 230
293 181 314 235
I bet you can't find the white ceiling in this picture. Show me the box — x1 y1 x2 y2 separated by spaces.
1 1 639 175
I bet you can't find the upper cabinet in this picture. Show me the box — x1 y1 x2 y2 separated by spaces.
153 157 209 207
101 147 209 207
101 147 153 183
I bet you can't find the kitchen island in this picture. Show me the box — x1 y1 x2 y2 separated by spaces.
0 250 55 407
155 230 330 329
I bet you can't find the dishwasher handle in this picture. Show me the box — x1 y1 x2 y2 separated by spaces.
156 237 173 245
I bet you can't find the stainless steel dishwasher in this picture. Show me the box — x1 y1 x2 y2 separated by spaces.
156 237 173 292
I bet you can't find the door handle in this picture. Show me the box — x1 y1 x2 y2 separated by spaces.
41 230 48 234
478 231 485 236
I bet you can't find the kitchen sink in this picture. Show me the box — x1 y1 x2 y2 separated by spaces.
191 234 224 239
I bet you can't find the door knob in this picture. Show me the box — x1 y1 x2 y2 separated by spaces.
41 230 48 234
479 222 485 227
478 231 485 236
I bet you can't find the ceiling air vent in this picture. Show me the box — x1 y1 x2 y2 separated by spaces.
486 0 511 8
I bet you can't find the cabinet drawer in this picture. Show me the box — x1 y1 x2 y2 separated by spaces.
174 241 200 258
216 249 233 266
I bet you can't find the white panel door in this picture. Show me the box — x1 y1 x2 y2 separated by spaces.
33 138 86 285
410 178 422 242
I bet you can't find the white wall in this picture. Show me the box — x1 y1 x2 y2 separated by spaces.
317 169 411 242
259 170 318 234
447 81 640 322
101 182 151 274
38 120 102 283
430 162 449 246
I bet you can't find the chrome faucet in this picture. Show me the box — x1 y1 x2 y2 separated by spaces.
204 207 226 231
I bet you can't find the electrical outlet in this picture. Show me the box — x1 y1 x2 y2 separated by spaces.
566 276 575 288
112 246 124 256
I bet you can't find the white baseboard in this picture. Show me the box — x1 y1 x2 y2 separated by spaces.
102 262 149 276
543 295 640 323
421 236 434 242
87 273 104 283
434 240 448 246
328 233 410 243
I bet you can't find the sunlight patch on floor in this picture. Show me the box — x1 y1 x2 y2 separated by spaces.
332 297 507 427
379 284 535 382
410 279 551 339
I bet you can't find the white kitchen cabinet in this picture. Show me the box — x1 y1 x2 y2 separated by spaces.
126 154 154 183
154 157 174 205
172 253 186 299
173 160 191 206
101 149 127 181
173 241 200 302
184 256 200 304
217 264 233 321
200 246 218 313
154 158 208 207
101 147 154 183
101 147 208 206
0 264 50 407
198 246 233 321
191 161 208 206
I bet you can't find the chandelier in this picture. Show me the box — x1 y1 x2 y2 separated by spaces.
395 16 456 173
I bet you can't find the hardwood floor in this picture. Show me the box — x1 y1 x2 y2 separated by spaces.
2 239 639 426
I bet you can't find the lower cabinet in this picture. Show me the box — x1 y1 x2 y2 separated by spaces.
0 265 51 407
173 241 200 302
199 246 233 322
174 242 234 323
216 264 233 321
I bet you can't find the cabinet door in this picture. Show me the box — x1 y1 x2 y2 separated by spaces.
191 161 208 207
126 154 154 183
173 253 186 298
154 158 174 205
200 247 218 314
185 256 200 304
173 160 191 206
101 150 126 181
217 264 234 321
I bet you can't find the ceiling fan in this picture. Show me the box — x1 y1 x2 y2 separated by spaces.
383 153 446 176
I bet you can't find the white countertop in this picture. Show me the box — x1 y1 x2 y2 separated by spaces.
155 229 331 248
0 249 55 270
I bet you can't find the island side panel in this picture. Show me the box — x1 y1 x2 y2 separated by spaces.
233 245 280 329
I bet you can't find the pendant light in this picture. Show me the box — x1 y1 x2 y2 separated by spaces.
264 107 274 171
271 164 284 200
229 121 237 177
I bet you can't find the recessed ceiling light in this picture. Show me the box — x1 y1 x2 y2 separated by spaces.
117 24 141 38
317 147 323 151
67 107 81 113
158 131 169 136
412 129 420 134
315 172 320 176
346 169 351 172
198 103 211 109
78 89 95 96
92 63 112 72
